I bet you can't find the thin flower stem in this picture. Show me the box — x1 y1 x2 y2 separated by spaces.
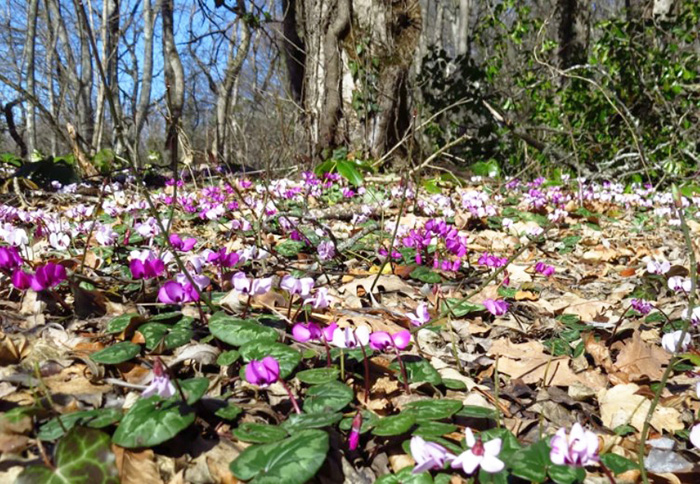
608 303 633 344
599 461 618 484
639 199 697 484
242 294 252 319
321 334 332 367
340 348 345 381
358 341 371 403
160 357 188 404
393 343 411 395
279 379 302 414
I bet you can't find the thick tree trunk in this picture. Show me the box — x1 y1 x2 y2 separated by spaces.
161 0 185 171
557 0 590 69
286 0 421 159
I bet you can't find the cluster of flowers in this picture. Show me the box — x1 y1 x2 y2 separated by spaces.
410 423 598 476
292 321 410 352
1 246 67 292
400 219 467 269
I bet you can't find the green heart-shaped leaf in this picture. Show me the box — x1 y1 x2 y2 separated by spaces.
510 439 549 482
375 465 433 484
17 427 118 483
106 313 143 334
372 413 416 437
404 399 463 421
456 405 498 420
139 320 193 350
230 429 329 484
410 266 442 283
148 311 183 324
38 408 122 440
240 341 300 379
296 367 339 385
209 311 278 347
89 342 141 364
303 381 353 414
413 421 458 437
215 403 243 421
599 453 638 475
111 397 195 448
178 377 209 404
233 423 288 443
217 350 240 366
281 412 343 432
389 357 442 385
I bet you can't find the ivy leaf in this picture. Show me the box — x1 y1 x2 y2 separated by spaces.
17 427 119 484
233 423 288 444
89 342 141 365
209 312 278 347
240 341 301 379
303 381 354 414
111 397 195 448
229 429 329 484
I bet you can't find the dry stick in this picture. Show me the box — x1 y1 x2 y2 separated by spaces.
370 173 408 294
638 197 696 484
408 133 472 177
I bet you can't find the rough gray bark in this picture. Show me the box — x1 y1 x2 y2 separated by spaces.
288 0 421 158
557 0 590 69
161 0 185 170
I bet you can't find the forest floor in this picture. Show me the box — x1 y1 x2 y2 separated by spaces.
0 171 699 483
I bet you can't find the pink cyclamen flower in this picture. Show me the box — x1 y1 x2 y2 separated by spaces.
0 246 22 271
690 423 700 449
668 276 692 293
158 280 199 304
329 325 370 348
130 257 165 280
410 435 455 474
483 299 509 317
630 298 653 315
207 248 240 268
232 272 272 295
686 306 700 326
305 287 330 309
244 356 280 388
169 233 197 252
30 263 67 291
11 269 32 290
407 303 431 327
280 275 315 297
661 330 692 353
348 411 362 450
647 260 671 275
142 360 176 399
369 330 411 351
549 423 599 467
317 241 335 261
451 428 504 474
535 261 555 277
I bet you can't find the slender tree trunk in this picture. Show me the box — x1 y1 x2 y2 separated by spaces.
134 0 158 157
456 0 470 56
24 0 40 155
72 0 95 154
214 15 252 161
161 0 185 171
